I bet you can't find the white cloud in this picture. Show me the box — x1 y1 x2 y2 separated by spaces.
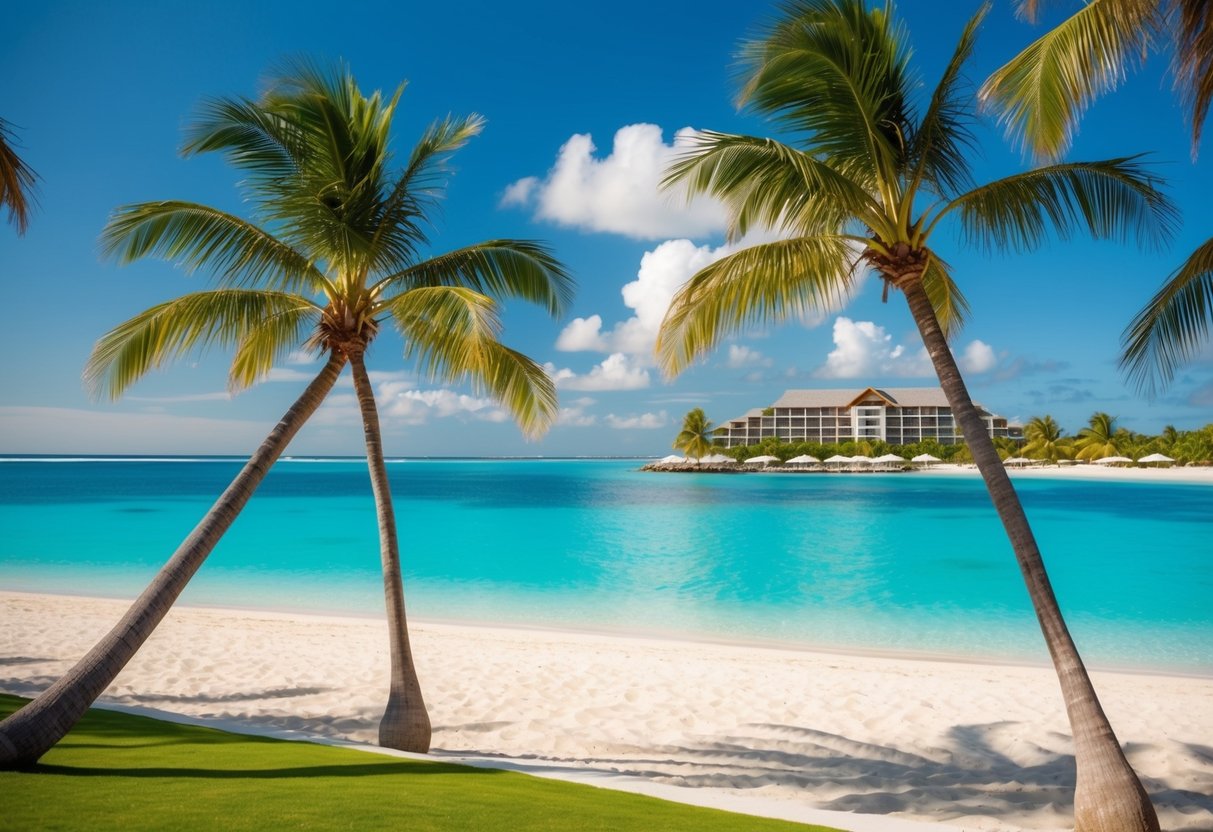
959 340 997 374
503 124 729 240
555 314 609 352
815 318 932 379
556 397 599 427
545 353 651 391
605 410 669 429
726 345 773 369
285 350 320 365
815 318 998 380
265 367 320 383
378 383 508 424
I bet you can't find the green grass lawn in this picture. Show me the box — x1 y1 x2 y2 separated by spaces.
0 695 839 831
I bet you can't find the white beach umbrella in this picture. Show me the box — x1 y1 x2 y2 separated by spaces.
657 454 685 465
911 453 941 464
823 454 853 465
786 454 820 465
744 454 781 465
1138 452 1175 464
700 453 736 465
849 455 874 465
1003 456 1031 466
1093 456 1133 465
874 453 906 463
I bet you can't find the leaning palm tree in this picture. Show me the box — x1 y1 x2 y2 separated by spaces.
1022 414 1073 461
673 407 715 463
982 1 1213 397
0 117 37 235
1075 412 1123 460
0 62 571 766
657 2 1170 828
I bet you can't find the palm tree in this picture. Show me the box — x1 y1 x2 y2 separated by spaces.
657 2 1169 828
1 118 37 235
0 62 571 766
1022 414 1073 461
673 407 715 463
981 1 1213 396
1075 412 1122 460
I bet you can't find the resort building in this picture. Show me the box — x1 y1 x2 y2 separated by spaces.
715 387 1023 448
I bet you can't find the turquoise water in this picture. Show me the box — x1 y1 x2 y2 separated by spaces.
1 457 1210 673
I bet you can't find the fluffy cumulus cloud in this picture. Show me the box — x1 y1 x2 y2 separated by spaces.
815 317 997 379
545 353 651 391
502 124 729 240
726 345 773 369
556 238 733 360
313 383 508 428
605 411 668 429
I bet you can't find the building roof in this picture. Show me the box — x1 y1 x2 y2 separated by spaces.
773 387 954 408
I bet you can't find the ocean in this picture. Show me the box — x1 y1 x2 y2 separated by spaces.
1 457 1210 674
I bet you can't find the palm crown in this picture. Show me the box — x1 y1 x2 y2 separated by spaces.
657 0 1176 374
88 61 572 436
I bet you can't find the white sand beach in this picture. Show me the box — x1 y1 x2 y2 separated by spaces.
913 462 1213 485
2 590 1211 832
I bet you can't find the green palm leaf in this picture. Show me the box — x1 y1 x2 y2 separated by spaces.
385 286 556 437
905 5 984 199
738 0 913 189
921 255 969 338
85 290 320 399
230 305 323 389
656 236 854 376
101 201 328 294
979 0 1157 160
374 240 574 315
663 131 881 238
940 157 1177 252
1120 235 1213 394
0 118 37 235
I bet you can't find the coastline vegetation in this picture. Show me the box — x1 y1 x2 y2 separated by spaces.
702 412 1213 467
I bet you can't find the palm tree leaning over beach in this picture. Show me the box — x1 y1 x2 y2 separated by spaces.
1 117 37 235
658 2 1171 828
673 408 715 464
0 61 571 765
981 0 1213 395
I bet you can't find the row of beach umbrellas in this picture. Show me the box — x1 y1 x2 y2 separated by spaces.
1005 453 1175 466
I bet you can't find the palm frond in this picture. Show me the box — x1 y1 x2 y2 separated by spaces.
368 114 486 275
0 118 38 235
905 5 985 200
920 255 969 338
1173 0 1213 152
979 0 1158 161
182 97 305 183
385 286 556 437
85 290 320 399
656 235 855 377
229 305 321 389
940 157 1177 253
101 201 327 294
663 131 880 238
374 240 573 315
737 0 914 190
1120 235 1213 395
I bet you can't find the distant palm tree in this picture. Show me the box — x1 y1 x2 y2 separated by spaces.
982 0 1213 396
1075 412 1122 460
1021 414 1072 461
673 408 715 463
0 118 37 235
0 62 571 766
658 1 1168 827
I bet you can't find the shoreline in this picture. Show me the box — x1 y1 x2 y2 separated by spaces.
4 590 1211 831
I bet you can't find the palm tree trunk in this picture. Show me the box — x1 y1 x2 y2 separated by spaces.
0 351 346 768
901 278 1159 832
347 351 431 753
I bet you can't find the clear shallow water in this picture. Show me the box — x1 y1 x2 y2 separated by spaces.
1 457 1210 674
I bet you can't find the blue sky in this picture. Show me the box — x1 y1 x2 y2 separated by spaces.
3 0 1211 457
